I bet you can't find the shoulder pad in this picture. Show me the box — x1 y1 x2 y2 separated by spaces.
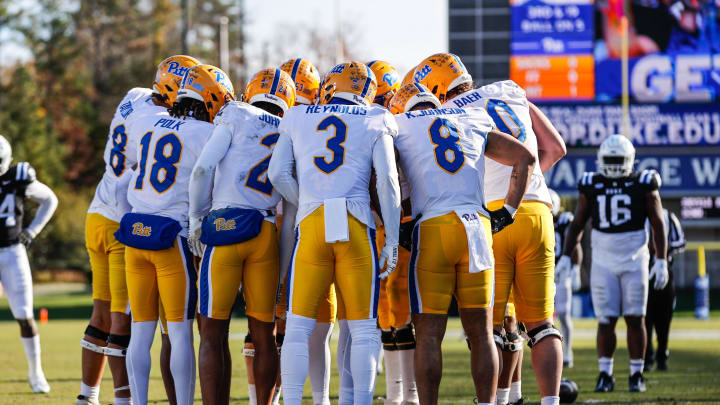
639 169 661 189
14 162 36 184
117 88 153 120
578 171 597 187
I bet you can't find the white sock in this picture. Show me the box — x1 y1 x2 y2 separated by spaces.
248 384 257 405
309 322 333 405
167 320 196 405
281 314 316 405
348 318 381 405
399 349 418 403
114 397 132 405
384 350 403 405
598 356 614 375
337 320 354 405
496 388 510 405
540 396 560 405
509 381 522 403
21 335 42 376
630 358 644 375
271 386 281 405
80 382 100 400
126 321 156 405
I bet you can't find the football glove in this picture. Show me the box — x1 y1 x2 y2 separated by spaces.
378 243 399 280
489 206 514 234
399 215 421 252
571 264 581 292
188 216 204 258
19 229 35 247
649 257 669 290
555 255 571 282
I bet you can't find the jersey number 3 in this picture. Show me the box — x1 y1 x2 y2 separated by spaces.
314 116 346 174
135 132 183 193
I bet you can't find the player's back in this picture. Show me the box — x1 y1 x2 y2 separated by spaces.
127 112 213 230
89 88 166 221
279 103 397 225
394 107 493 219
443 80 550 206
211 101 282 211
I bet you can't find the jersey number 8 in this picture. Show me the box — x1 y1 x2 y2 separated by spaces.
135 131 183 193
110 124 128 177
429 118 465 174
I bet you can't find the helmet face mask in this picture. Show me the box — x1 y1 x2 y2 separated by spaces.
597 135 635 178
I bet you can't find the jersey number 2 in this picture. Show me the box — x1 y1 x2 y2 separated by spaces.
314 116 346 174
246 133 280 195
135 131 183 193
597 194 631 229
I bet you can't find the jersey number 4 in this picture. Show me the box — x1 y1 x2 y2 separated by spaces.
314 116 346 174
597 194 631 229
0 194 16 227
135 131 183 193
246 132 280 195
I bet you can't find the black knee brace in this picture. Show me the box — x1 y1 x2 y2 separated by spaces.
105 334 130 357
502 330 524 352
524 324 563 348
85 325 110 341
381 330 397 351
395 326 416 350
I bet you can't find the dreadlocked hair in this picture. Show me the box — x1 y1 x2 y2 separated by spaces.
169 98 211 122
252 101 284 117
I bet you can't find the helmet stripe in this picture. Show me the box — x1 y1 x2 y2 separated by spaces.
269 68 281 95
451 53 468 73
367 60 378 67
290 59 302 81
414 82 425 93
360 66 372 98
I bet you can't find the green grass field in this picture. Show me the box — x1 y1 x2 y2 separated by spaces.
1 286 719 404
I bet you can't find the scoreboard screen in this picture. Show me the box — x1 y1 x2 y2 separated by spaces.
681 196 720 220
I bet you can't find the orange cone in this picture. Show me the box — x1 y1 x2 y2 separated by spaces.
39 308 48 324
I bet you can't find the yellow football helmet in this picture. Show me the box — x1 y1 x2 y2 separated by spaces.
242 68 296 113
414 53 472 102
367 60 400 107
177 64 235 122
388 83 441 115
319 62 377 106
153 55 201 106
279 58 320 105
400 66 417 88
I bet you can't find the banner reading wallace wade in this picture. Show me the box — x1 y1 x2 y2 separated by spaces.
539 104 720 147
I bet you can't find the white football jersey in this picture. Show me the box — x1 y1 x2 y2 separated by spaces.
278 103 398 227
211 101 281 212
442 80 551 206
88 88 166 222
126 113 213 234
394 108 494 220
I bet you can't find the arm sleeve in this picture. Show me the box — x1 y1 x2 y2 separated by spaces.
267 134 299 206
189 125 232 218
23 180 59 237
372 134 401 246
278 199 298 283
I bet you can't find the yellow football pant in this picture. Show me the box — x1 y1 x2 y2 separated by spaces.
86 213 129 313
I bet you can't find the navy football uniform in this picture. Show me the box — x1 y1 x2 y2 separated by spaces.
0 163 36 247
554 211 574 263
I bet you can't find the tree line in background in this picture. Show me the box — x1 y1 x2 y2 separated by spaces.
0 0 247 273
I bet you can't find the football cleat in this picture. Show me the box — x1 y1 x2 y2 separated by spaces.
367 60 401 107
413 53 472 103
279 58 320 105
153 55 201 106
0 135 12 176
400 65 417 88
388 83 441 114
594 371 615 392
242 68 296 113
597 134 635 178
28 372 50 394
318 62 377 106
177 64 235 123
629 372 646 392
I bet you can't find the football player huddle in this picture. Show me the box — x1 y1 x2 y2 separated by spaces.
68 51 667 405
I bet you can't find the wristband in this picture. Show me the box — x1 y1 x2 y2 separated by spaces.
504 204 518 218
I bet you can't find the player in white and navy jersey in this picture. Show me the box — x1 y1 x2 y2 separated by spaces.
557 135 668 393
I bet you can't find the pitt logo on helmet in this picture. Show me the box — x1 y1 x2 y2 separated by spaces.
242 68 296 113
319 62 377 106
414 53 472 102
153 55 201 106
132 222 152 237
388 82 441 115
280 58 321 105
177 64 235 123
367 60 401 107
